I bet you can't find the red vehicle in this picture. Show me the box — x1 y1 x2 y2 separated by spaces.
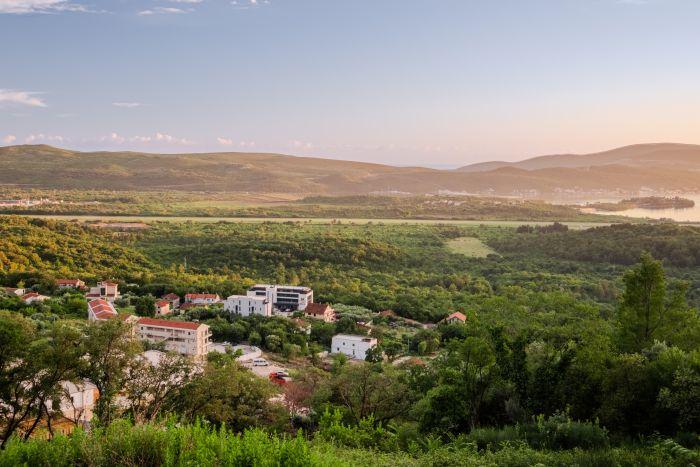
269 371 292 385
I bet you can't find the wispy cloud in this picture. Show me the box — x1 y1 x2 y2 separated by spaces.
138 6 190 16
0 0 90 14
0 89 47 107
231 0 270 10
2 135 17 144
217 137 256 148
25 133 69 144
95 132 194 146
112 101 142 108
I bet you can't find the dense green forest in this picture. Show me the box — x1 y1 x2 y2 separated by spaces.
1 215 699 464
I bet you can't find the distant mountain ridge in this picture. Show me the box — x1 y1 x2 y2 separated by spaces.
457 143 700 172
2 143 700 198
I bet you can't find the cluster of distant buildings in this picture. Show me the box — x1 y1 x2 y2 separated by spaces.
4 276 469 363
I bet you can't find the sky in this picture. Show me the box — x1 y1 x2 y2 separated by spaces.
1 0 700 167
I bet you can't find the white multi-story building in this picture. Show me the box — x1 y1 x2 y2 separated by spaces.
86 281 120 302
224 295 272 317
331 334 378 360
247 284 313 311
135 317 211 359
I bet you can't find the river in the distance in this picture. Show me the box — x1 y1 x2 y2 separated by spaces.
584 194 700 222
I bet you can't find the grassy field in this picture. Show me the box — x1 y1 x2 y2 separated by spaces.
17 214 614 229
446 236 498 257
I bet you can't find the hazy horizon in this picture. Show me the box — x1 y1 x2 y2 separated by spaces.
2 0 700 166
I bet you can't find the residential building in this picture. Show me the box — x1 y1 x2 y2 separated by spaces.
224 294 272 317
304 303 336 322
57 380 98 428
87 298 118 321
3 287 25 297
155 300 172 316
86 281 120 302
441 312 467 325
247 284 313 311
21 292 49 304
161 293 181 309
56 279 85 289
135 317 211 359
331 334 378 360
184 293 221 305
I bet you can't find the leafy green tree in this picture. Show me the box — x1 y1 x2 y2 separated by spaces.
169 354 274 431
79 319 142 425
616 253 698 352
134 295 156 317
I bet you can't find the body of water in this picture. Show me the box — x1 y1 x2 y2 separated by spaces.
589 194 700 222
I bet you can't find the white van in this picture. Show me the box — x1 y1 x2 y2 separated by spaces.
252 358 269 366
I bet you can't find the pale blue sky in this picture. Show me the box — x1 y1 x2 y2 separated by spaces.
1 0 699 166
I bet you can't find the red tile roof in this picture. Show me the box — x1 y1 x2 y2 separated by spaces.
155 300 170 307
185 293 219 300
88 298 118 320
304 303 334 316
57 279 82 286
444 312 466 323
137 317 203 330
100 281 118 287
21 292 40 300
162 293 180 300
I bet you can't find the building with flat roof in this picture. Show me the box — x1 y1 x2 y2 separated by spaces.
331 334 378 360
86 281 120 302
135 317 211 359
224 295 272 317
247 284 313 311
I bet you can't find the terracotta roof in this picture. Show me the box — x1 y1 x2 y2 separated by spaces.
304 303 333 316
155 300 170 307
137 317 203 330
444 312 466 322
162 293 180 300
88 298 118 320
99 281 118 287
57 279 82 286
185 293 219 300
21 292 40 300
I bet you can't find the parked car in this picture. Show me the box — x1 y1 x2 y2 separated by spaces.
253 358 269 366
269 371 292 385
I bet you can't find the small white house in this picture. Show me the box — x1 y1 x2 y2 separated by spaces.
331 334 378 360
224 295 272 317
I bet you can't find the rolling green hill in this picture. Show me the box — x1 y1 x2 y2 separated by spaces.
3 143 700 197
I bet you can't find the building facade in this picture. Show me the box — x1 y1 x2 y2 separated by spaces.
331 334 378 360
224 294 272 317
135 317 211 359
86 281 120 302
247 284 313 311
184 293 221 305
304 303 336 322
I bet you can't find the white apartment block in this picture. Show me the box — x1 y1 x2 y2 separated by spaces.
86 281 120 302
331 334 378 360
136 317 211 359
224 294 272 317
247 284 313 311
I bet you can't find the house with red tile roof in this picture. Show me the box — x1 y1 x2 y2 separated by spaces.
304 303 336 323
3 287 26 297
21 292 49 304
155 300 172 316
87 298 118 321
56 279 86 289
136 317 211 359
441 312 467 325
184 293 221 305
161 293 181 309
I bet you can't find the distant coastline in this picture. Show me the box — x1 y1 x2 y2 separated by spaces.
587 196 695 212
